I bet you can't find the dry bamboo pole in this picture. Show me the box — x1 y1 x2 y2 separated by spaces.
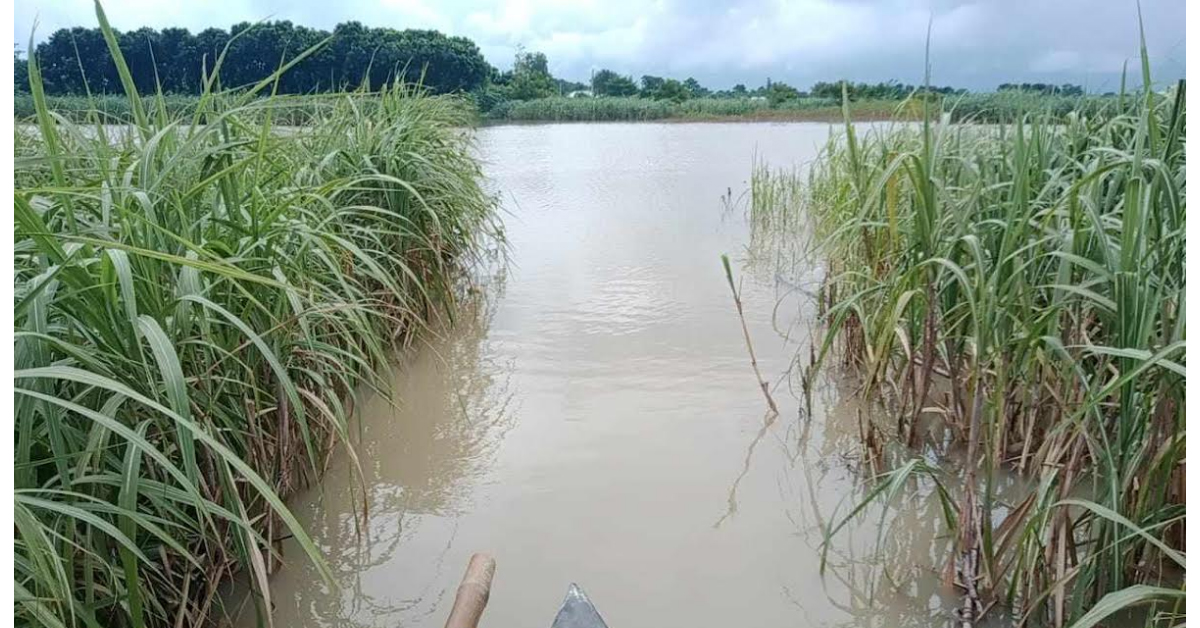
444 553 496 628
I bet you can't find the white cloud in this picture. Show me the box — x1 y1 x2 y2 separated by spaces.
378 0 452 31
1030 50 1082 73
13 0 1186 90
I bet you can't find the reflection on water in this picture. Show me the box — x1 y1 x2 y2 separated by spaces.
250 123 1008 628
253 292 517 627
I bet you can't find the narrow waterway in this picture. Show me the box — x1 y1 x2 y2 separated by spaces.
251 122 966 628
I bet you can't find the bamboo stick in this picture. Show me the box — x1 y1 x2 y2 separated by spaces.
443 553 496 628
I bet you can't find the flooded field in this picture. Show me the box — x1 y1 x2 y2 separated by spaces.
250 123 972 628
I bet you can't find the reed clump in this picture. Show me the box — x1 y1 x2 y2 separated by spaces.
799 65 1184 627
488 95 868 123
484 94 1125 125
22 92 1128 127
14 4 501 627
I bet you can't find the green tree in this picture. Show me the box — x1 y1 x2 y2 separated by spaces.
998 82 1081 96
592 69 637 96
155 27 199 92
35 26 115 93
766 82 801 106
194 27 231 87
14 51 29 93
508 48 555 100
510 72 555 100
28 21 491 95
513 47 549 77
653 78 690 103
118 27 162 94
810 80 962 101
639 74 664 97
682 77 709 97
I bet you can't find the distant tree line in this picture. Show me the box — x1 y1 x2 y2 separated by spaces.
570 74 969 105
581 73 1091 105
809 80 965 100
14 20 1098 107
997 82 1085 96
17 21 491 95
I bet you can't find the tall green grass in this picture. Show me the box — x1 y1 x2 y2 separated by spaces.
15 94 199 122
20 91 1128 127
950 91 1136 124
484 94 1126 124
487 95 881 123
14 92 477 127
786 46 1185 628
14 4 500 627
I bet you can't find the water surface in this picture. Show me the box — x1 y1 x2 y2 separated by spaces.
253 122 966 628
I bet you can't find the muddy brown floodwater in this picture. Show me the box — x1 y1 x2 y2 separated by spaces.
244 122 981 628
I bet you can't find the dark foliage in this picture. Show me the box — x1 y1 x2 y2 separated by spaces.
809 79 966 100
997 82 1085 96
26 21 491 95
591 69 638 96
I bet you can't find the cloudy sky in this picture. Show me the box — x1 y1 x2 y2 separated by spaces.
14 0 1186 91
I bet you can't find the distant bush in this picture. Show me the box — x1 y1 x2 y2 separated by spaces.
766 82 802 106
469 84 512 114
948 92 1128 121
17 90 1130 127
487 96 872 122
15 93 199 121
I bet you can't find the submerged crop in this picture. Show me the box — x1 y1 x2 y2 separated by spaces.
13 4 501 627
779 54 1185 628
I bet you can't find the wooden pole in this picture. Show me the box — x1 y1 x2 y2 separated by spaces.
443 553 496 628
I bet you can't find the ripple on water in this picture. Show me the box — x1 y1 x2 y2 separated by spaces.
249 122 981 628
